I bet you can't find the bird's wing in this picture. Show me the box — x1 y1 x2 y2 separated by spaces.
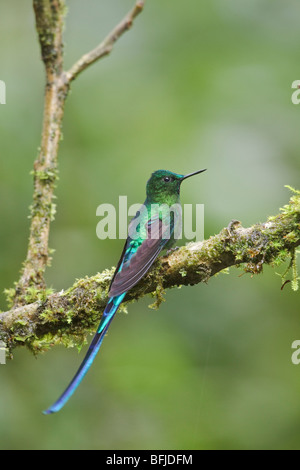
109 214 174 297
43 209 176 414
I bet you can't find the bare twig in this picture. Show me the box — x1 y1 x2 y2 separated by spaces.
1 191 299 354
65 1 145 83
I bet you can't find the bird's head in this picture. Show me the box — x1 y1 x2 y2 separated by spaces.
146 169 206 204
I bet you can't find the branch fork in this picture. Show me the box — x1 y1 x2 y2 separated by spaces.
13 0 145 305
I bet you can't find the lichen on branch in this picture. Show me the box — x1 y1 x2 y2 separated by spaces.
1 189 299 355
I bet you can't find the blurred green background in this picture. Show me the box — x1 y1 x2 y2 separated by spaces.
0 0 300 450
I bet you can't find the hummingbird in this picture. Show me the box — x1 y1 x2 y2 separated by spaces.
44 168 206 414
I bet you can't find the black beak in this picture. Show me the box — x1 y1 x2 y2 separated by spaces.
181 169 207 181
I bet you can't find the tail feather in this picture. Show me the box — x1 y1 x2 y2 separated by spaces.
43 294 125 415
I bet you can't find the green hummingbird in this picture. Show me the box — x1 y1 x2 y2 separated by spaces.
44 168 206 414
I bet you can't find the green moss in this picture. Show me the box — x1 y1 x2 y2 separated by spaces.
149 283 166 310
24 286 54 304
39 308 58 323
179 268 187 277
50 203 57 221
31 168 58 184
4 287 17 309
65 309 75 324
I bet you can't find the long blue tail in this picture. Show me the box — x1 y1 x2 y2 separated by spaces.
43 293 126 414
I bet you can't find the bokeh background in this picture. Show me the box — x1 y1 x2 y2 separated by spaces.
0 0 300 450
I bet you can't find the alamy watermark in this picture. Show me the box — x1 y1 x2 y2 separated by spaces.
291 340 300 365
0 341 6 365
291 80 300 105
0 80 6 104
96 196 205 241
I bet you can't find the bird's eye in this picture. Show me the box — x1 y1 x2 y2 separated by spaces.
163 176 173 183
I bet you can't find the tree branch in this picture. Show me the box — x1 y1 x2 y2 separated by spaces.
14 0 67 302
65 1 145 83
13 0 145 305
1 189 299 355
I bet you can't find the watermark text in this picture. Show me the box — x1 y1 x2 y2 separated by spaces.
0 341 6 364
291 80 300 105
0 80 6 104
96 196 204 242
291 340 300 365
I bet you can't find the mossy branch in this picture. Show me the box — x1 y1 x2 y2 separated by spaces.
15 0 67 301
13 0 145 305
1 189 299 355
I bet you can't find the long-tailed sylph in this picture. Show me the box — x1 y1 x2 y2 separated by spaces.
44 168 206 414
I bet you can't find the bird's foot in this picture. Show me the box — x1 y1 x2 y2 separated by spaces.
166 246 180 255
226 219 241 237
